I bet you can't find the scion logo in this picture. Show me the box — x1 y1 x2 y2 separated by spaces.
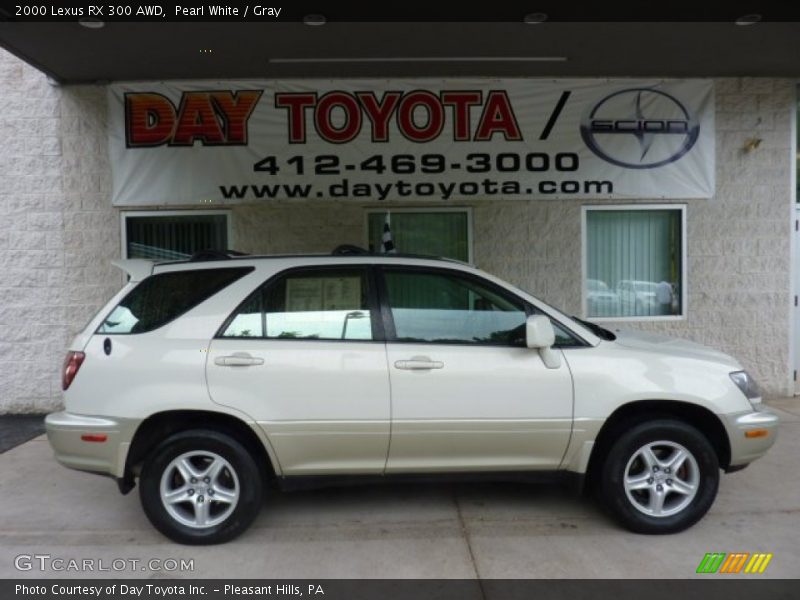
580 88 700 169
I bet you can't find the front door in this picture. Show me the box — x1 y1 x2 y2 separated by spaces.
380 267 574 473
206 266 391 475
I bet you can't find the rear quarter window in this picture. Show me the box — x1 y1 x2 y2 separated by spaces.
98 267 253 334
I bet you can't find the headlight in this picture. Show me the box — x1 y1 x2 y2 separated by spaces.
730 371 761 407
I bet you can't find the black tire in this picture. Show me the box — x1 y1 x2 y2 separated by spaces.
139 429 263 545
600 419 719 534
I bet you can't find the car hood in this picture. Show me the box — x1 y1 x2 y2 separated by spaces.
611 329 741 368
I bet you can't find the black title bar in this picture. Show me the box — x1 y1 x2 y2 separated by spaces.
4 579 799 600
1 1 800 22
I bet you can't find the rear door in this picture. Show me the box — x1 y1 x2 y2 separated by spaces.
67 266 254 418
206 265 391 475
379 266 574 473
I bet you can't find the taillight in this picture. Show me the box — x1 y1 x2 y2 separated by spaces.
62 351 85 391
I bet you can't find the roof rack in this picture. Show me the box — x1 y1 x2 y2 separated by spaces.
188 249 249 262
158 247 469 266
329 245 470 265
332 244 370 256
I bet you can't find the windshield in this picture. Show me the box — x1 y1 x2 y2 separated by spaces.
571 316 617 341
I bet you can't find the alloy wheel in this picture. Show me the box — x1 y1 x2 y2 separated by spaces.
159 450 240 529
623 440 700 518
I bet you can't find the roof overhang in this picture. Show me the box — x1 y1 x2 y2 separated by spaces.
1 20 799 83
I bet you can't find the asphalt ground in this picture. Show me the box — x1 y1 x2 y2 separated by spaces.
0 414 44 454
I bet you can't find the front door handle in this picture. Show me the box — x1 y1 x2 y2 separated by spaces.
214 353 264 367
394 356 444 370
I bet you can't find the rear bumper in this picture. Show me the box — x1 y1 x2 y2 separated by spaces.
722 409 780 467
45 411 138 478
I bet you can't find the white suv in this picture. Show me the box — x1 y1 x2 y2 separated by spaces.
46 250 778 544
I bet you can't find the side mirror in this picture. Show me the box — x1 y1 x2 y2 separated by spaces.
526 315 561 369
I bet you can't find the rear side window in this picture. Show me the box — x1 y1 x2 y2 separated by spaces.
98 267 253 334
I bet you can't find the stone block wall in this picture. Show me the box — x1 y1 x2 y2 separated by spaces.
0 49 793 412
0 51 119 413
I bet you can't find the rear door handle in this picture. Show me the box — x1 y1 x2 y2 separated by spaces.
394 357 444 370
214 353 264 367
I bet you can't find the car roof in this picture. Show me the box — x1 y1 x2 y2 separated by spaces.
114 252 473 282
153 252 472 270
165 252 469 265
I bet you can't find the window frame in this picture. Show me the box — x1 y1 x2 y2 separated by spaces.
97 266 254 335
581 203 688 323
363 207 474 263
376 264 589 348
215 264 386 343
120 209 233 260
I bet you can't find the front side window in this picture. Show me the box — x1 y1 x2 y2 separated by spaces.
383 269 526 345
585 207 684 319
222 269 373 341
124 212 229 260
99 267 252 334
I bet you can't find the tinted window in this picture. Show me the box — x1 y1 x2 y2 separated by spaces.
384 270 526 345
221 268 373 341
98 268 252 334
222 293 263 338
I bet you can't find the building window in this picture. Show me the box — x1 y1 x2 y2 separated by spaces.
122 211 231 260
583 205 686 320
366 209 471 262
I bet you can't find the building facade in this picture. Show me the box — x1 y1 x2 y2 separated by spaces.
0 47 795 413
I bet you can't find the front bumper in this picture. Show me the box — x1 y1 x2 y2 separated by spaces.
722 409 780 467
45 411 137 478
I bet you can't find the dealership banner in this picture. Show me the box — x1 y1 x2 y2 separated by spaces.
108 79 714 205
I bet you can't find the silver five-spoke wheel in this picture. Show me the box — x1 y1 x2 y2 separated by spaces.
159 451 240 529
623 440 699 518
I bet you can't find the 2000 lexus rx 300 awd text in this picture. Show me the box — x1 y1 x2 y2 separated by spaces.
45 250 778 544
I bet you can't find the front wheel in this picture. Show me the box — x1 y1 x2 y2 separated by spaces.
600 419 719 534
139 429 263 544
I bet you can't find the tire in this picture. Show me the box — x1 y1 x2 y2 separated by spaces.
139 429 263 545
600 419 719 534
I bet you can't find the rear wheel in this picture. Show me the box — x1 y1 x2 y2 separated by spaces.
139 429 263 544
600 419 719 534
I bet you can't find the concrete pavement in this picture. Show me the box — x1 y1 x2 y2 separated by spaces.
1 402 799 579
0 414 43 453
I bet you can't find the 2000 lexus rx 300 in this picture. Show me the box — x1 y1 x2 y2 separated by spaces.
46 250 778 544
